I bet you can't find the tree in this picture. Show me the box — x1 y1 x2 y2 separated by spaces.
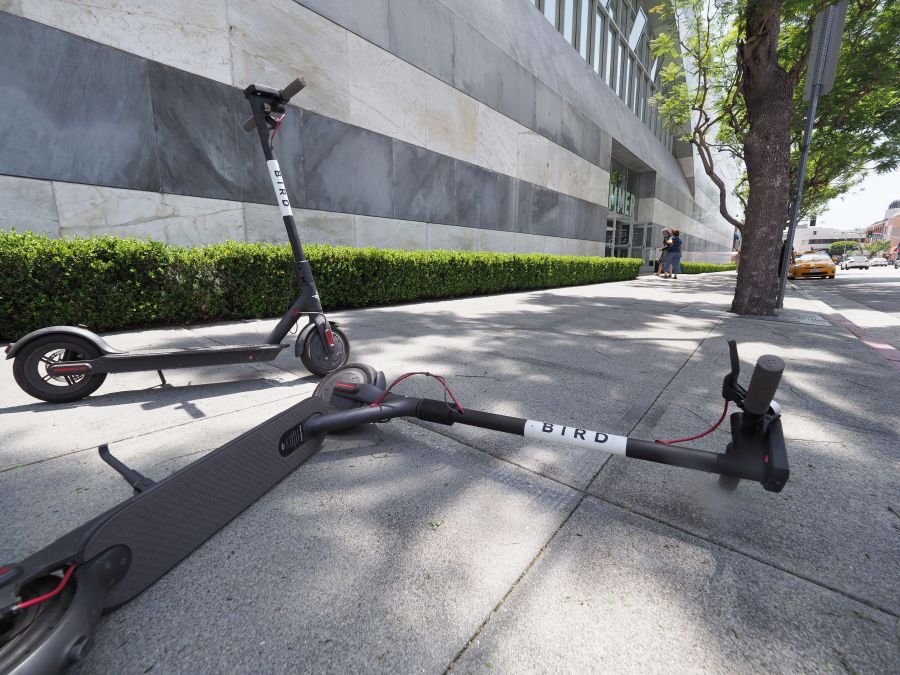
863 240 891 256
650 1 900 315
827 239 862 256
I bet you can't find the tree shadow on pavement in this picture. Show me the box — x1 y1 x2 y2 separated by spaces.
3 273 898 673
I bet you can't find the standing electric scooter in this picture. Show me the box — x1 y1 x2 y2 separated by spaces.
0 341 789 673
5 77 350 403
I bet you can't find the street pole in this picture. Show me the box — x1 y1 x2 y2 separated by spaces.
777 3 841 308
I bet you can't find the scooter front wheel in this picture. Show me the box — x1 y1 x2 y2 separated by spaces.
12 335 107 403
313 362 379 410
300 326 350 377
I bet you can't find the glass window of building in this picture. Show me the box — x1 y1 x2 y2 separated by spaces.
543 0 558 25
639 78 646 119
563 0 575 44
630 57 638 110
607 0 618 26
593 11 604 73
628 8 646 51
536 0 673 151
578 0 590 59
605 27 615 85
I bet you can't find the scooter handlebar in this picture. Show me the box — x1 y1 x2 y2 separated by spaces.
241 77 306 132
279 76 306 102
743 354 784 416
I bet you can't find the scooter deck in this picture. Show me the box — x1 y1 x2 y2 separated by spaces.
55 343 288 375
81 396 331 609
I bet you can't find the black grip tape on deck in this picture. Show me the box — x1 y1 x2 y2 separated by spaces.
84 397 332 609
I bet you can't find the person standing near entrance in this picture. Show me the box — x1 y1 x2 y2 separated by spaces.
656 228 673 276
663 230 683 279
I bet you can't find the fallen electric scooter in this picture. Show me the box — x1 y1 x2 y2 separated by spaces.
0 341 788 673
5 77 349 403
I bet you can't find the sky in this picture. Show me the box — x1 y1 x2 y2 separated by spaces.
814 169 900 231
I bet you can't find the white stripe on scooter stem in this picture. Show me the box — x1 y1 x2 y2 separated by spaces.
523 420 627 456
267 159 293 216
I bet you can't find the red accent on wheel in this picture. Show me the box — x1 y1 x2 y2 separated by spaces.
48 364 91 374
325 329 335 347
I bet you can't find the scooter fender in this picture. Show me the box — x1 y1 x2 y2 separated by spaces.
294 317 339 357
2 548 130 675
4 326 118 360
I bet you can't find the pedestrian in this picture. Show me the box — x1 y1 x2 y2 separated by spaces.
663 230 683 278
656 228 673 276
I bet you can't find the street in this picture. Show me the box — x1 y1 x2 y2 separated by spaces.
815 265 900 314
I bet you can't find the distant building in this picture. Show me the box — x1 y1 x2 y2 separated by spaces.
865 199 900 260
793 225 865 254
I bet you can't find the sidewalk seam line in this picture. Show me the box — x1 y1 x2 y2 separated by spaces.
443 492 591 673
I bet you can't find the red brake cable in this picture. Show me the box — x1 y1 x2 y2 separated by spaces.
270 113 286 144
370 372 464 413
656 399 730 445
13 564 76 612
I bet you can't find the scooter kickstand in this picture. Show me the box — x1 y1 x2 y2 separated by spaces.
98 443 156 494
156 369 169 387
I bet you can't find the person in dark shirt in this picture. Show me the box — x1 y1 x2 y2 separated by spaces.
656 228 673 276
663 230 683 279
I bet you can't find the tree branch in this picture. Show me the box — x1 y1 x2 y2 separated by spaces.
693 130 745 230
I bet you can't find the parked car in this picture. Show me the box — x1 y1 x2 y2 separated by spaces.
789 252 836 279
870 256 888 266
841 255 870 270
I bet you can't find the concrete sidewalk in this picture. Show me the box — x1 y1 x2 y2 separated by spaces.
1 272 897 673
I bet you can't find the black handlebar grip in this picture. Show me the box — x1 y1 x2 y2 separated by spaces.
279 77 307 102
743 355 784 416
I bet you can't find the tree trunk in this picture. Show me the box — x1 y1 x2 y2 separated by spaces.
731 1 794 316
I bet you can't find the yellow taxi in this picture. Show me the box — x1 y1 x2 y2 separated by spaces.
788 252 836 279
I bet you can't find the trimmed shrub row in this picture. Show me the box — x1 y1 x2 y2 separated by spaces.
680 262 736 274
0 231 642 340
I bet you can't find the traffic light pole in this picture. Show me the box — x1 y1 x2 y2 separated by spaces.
777 3 840 308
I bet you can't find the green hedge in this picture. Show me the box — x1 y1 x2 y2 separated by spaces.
0 231 641 340
680 262 736 274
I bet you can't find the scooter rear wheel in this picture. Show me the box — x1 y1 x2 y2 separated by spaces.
300 326 350 377
13 335 107 403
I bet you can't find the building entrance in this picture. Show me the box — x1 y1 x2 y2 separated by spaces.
606 219 658 269
605 217 631 258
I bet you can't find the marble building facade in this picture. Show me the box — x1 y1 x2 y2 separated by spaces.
0 0 736 264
